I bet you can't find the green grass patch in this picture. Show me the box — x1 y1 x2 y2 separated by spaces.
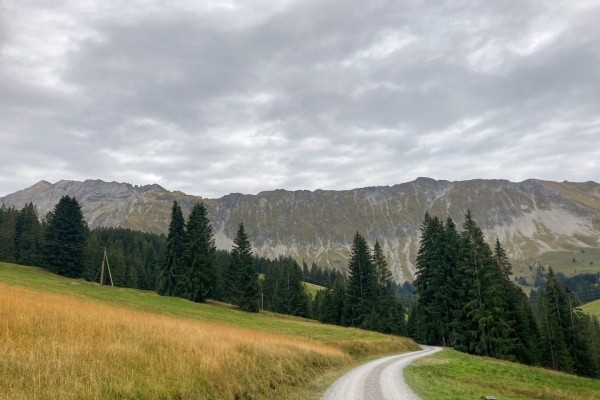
405 348 600 400
304 281 324 297
0 262 416 355
533 247 600 276
582 299 600 319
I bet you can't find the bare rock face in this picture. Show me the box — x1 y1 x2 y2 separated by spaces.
2 178 600 282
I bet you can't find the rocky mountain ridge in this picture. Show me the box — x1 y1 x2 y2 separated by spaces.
2 178 600 282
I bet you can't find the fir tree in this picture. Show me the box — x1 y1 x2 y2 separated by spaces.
344 232 376 328
493 239 539 364
414 214 446 344
230 222 260 312
157 201 186 296
182 202 216 302
459 210 511 358
372 240 406 334
0 206 18 263
539 268 574 373
14 203 42 267
43 196 88 278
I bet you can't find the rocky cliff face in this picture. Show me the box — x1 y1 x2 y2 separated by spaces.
3 178 600 282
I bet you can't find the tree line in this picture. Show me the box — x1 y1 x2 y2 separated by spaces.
0 199 164 286
409 211 600 378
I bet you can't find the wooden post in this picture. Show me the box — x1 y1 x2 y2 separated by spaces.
105 250 114 287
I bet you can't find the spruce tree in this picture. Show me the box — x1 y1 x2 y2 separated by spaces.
157 201 186 297
14 203 42 267
539 268 574 373
493 239 539 364
372 240 405 334
459 210 511 358
43 196 88 278
182 202 216 302
230 222 260 312
414 214 446 344
0 206 18 263
344 232 376 328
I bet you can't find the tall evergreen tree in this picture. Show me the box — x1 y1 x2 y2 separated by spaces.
343 232 376 328
157 201 186 296
182 202 216 302
43 196 88 278
0 206 18 263
414 214 446 344
14 203 42 267
458 210 511 358
230 222 260 312
493 239 539 364
539 268 574 373
372 240 406 334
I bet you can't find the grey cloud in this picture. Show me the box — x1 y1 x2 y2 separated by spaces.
0 0 599 198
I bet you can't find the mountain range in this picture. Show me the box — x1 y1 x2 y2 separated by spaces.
2 178 600 282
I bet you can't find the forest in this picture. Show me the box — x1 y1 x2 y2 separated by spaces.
410 212 600 378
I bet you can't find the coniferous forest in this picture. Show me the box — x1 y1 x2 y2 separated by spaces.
1 198 600 378
409 211 600 378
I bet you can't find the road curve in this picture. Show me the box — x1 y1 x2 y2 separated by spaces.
321 345 442 400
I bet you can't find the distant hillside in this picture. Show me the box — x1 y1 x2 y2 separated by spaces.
2 178 600 282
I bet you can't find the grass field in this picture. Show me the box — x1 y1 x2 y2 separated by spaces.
304 282 324 297
535 247 600 276
582 299 600 318
0 262 417 399
405 349 600 400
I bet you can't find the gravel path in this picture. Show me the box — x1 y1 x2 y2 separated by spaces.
321 345 442 400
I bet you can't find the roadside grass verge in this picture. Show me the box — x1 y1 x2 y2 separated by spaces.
404 348 600 400
0 263 418 399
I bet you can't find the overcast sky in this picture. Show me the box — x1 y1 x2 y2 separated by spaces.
1 0 599 198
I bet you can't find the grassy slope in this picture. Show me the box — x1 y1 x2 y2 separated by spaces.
405 349 600 400
536 247 600 276
0 263 417 399
304 282 323 297
582 299 600 318
0 263 396 348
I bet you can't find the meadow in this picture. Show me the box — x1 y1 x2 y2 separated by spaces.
405 349 600 400
582 299 600 318
0 263 417 399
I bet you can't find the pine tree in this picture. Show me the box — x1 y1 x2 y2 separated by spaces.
326 277 346 325
230 222 260 312
372 240 405 334
414 214 446 344
14 203 42 267
182 202 216 302
493 239 539 364
157 201 186 297
43 196 88 278
0 206 18 263
262 260 282 311
539 268 574 373
343 232 376 328
459 210 511 358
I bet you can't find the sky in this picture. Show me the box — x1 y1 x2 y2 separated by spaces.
1 0 599 198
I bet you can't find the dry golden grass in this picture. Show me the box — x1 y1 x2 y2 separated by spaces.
0 283 350 400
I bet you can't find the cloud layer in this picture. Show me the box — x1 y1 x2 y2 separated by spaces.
1 0 599 198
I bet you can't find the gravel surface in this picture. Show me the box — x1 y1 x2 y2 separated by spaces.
321 345 442 400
